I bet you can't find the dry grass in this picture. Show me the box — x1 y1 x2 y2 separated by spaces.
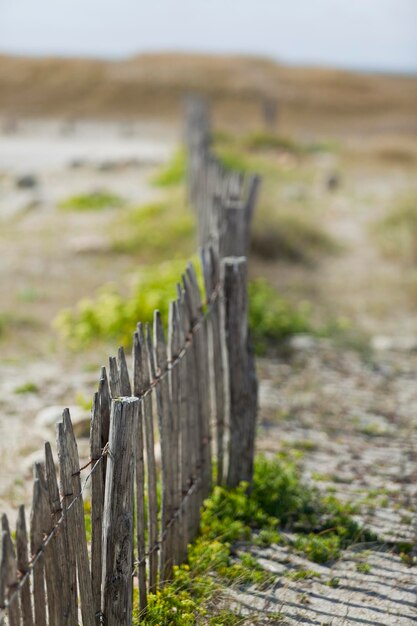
372 195 417 265
0 53 416 135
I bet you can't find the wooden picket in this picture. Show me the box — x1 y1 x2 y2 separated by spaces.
0 96 259 625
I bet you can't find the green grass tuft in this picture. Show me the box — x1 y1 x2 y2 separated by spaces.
244 131 300 153
152 149 186 187
249 279 312 354
252 209 338 264
58 190 124 211
14 382 39 394
132 455 376 623
373 195 417 265
110 198 195 260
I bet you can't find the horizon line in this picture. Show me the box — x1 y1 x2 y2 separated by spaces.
0 47 416 78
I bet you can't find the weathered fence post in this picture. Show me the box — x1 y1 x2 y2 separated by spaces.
101 397 138 626
90 392 104 623
15 506 34 626
0 517 20 626
222 257 258 487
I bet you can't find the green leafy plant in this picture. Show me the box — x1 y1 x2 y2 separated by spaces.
54 259 202 349
132 455 376 623
58 190 124 211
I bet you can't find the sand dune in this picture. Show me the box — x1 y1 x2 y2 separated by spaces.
0 53 416 134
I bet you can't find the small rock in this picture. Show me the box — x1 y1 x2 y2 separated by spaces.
16 174 38 189
97 160 117 172
326 173 340 191
289 334 318 351
68 234 110 254
68 158 87 169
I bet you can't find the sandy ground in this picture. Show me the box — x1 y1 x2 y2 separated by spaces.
0 120 177 518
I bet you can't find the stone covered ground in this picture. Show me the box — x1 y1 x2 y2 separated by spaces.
230 339 417 624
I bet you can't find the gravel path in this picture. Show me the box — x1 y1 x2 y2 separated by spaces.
227 339 417 624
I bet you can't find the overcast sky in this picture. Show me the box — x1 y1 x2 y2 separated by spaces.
0 0 416 73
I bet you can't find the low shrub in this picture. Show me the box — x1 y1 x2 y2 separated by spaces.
251 210 338 264
132 455 376 623
54 259 203 349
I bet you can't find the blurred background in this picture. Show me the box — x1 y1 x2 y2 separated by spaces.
0 0 416 549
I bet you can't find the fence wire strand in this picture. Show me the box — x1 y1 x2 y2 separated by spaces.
1 451 107 617
1 268 221 619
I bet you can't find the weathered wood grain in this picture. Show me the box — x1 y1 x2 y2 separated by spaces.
90 391 104 622
0 520 20 626
30 478 47 626
101 397 137 626
175 287 192 558
15 505 34 626
135 323 159 593
108 356 121 398
132 330 147 613
222 257 257 487
45 441 76 625
201 246 226 484
33 461 61 626
167 301 182 564
118 346 132 396
186 263 212 499
57 410 95 626
98 366 111 449
151 313 175 583
179 277 200 539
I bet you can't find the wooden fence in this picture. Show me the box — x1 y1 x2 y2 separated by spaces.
0 97 259 625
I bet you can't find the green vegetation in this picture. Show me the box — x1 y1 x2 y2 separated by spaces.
373 195 417 265
214 129 339 157
251 208 338 264
17 287 41 302
111 199 195 260
130 455 375 623
58 190 124 211
213 131 339 266
54 262 313 353
152 149 186 187
54 261 364 357
14 382 39 394
249 279 312 354
284 568 321 581
356 562 371 574
395 542 416 567
54 259 202 349
75 392 93 411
